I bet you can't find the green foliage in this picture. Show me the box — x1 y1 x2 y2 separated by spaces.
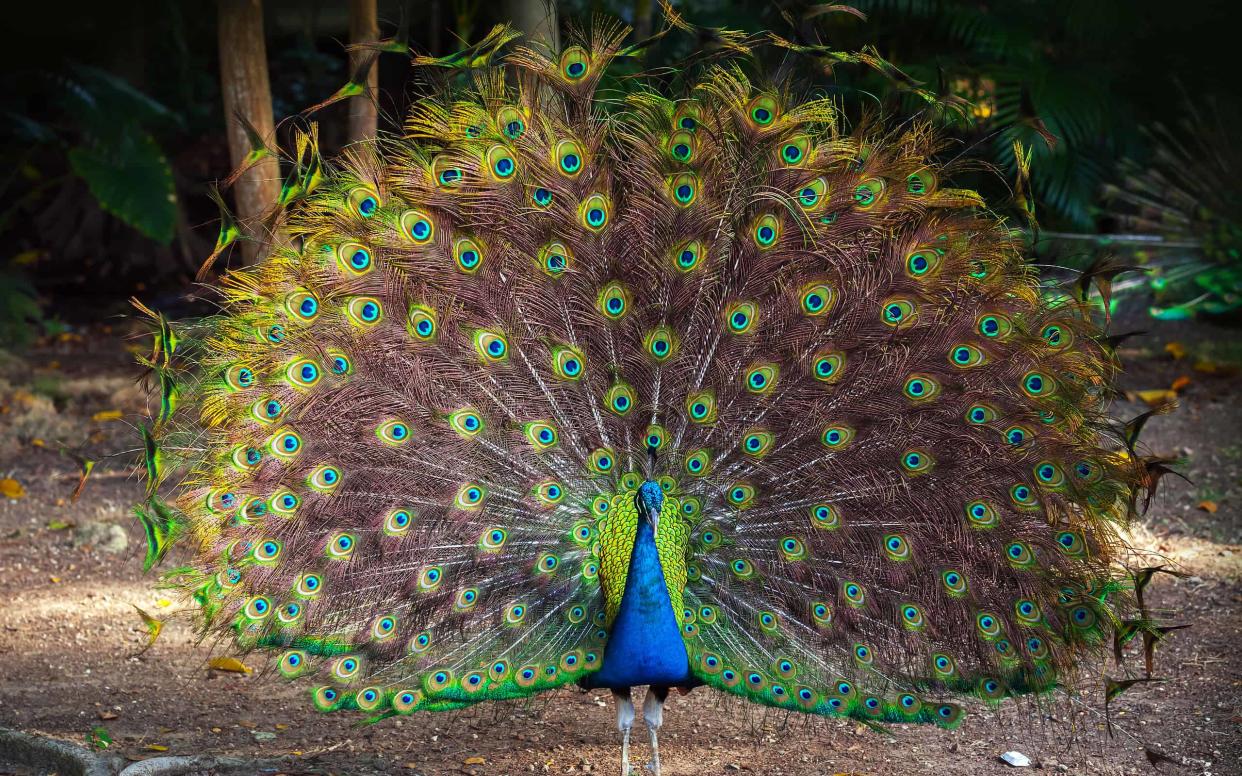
51 67 180 243
0 268 43 347
9 66 180 244
67 131 176 245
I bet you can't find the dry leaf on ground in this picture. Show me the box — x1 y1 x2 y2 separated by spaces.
207 656 253 674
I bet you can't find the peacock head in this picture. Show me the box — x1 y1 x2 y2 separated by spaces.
636 480 664 535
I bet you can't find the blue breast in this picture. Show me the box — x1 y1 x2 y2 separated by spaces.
585 520 690 689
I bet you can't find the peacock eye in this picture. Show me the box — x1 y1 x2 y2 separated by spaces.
744 363 779 394
486 145 517 180
674 239 706 272
345 297 383 326
587 447 614 474
596 281 629 320
820 425 855 449
965 499 999 529
269 430 302 457
752 215 780 248
903 374 941 402
473 330 509 363
225 364 256 391
400 210 435 244
537 241 572 277
881 298 916 327
901 448 934 474
550 345 586 380
448 408 485 438
853 179 884 208
532 187 553 207
685 390 717 423
432 155 462 187
977 313 1013 339
498 106 525 139
336 242 373 275
644 327 676 361
560 46 590 79
555 139 584 176
725 301 759 334
286 358 321 388
669 173 698 206
668 130 695 162
797 177 828 209
748 95 778 127
455 483 486 510
811 351 845 383
376 419 411 446
285 291 319 322
523 421 558 451
295 573 323 597
779 136 811 165
580 193 610 231
407 305 437 341
349 188 380 218
799 282 836 316
453 237 484 274
1022 370 1055 398
907 170 935 195
906 247 942 278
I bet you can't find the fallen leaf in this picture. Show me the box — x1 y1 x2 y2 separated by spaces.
1129 389 1177 408
1193 359 1217 374
144 744 168 752
47 519 72 531
464 756 486 765
31 438 45 447
98 710 118 720
1164 341 1186 360
92 409 123 422
275 723 289 730
49 576 61 583
156 598 172 608
208 656 253 674
0 478 26 499
1170 375 1191 392
210 727 222 734
1198 500 1219 514
237 719 257 729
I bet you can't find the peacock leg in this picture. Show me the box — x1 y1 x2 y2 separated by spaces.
614 687 635 776
643 686 669 775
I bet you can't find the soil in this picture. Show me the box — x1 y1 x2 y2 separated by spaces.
1 315 1239 776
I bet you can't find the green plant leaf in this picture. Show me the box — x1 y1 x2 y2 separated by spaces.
67 131 176 244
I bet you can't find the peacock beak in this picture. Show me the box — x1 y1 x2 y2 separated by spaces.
645 505 660 536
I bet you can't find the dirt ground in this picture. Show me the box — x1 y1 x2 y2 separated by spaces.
1 314 1239 776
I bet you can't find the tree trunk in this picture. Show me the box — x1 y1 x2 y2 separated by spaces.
218 0 279 263
505 0 558 51
348 0 379 142
633 0 653 43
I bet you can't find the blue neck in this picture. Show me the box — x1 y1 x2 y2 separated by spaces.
585 520 689 689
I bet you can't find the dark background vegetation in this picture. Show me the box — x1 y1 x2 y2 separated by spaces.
0 0 1238 345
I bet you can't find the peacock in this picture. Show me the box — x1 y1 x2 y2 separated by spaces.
134 16 1169 775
